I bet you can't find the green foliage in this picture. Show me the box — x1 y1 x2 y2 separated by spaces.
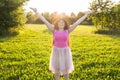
76 12 93 25
0 0 29 35
26 11 93 25
69 12 77 24
0 24 120 80
26 11 37 24
89 0 120 33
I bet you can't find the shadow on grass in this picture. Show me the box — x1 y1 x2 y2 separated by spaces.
0 31 19 42
94 29 120 37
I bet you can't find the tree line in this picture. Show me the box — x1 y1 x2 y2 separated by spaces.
26 11 93 25
0 0 120 35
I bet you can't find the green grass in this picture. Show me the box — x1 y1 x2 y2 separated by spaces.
0 24 120 80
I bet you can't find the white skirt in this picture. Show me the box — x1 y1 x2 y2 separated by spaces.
49 46 74 75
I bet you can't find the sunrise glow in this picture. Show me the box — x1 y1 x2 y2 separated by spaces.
24 0 120 15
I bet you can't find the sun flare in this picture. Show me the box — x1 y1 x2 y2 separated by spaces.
24 0 119 15
25 0 91 15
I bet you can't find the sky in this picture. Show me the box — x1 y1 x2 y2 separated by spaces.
24 0 120 15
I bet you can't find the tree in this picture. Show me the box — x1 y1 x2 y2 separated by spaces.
69 12 77 24
76 12 93 25
0 0 29 35
89 0 113 28
90 0 120 34
26 11 35 24
41 12 51 23
110 3 120 31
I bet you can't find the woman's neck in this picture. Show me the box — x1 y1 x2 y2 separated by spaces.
59 29 64 31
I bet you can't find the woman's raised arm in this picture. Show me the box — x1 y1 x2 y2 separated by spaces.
68 10 94 33
30 8 54 33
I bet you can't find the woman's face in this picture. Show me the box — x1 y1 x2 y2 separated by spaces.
58 20 65 30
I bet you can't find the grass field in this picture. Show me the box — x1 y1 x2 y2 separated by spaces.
0 24 120 80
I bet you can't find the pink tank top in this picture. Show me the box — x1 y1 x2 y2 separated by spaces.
53 29 69 48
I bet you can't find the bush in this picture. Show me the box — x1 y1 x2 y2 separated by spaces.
0 0 29 35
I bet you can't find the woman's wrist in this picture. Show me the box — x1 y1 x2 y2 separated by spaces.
33 8 37 13
34 10 38 13
85 13 89 16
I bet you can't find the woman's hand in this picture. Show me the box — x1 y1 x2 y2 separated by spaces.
30 7 37 12
29 7 54 33
85 10 95 15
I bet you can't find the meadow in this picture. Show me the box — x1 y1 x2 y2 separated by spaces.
0 24 120 80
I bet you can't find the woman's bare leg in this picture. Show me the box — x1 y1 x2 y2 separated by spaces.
64 74 69 80
55 72 60 80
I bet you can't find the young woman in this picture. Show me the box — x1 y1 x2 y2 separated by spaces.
30 7 94 80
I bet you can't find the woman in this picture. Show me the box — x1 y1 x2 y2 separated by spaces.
30 7 94 80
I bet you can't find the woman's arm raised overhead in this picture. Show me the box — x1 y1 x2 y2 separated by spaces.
68 10 94 33
30 7 54 33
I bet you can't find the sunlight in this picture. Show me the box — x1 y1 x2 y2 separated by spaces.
25 0 91 15
24 0 120 15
